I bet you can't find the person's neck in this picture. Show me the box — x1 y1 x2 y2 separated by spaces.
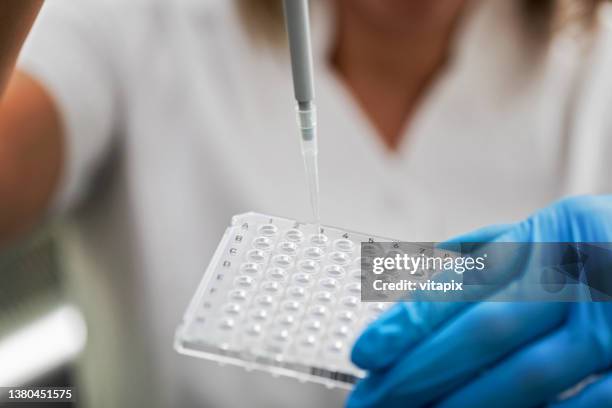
330 3 467 150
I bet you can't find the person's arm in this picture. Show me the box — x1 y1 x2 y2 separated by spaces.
0 71 63 245
0 1 42 93
0 1 65 245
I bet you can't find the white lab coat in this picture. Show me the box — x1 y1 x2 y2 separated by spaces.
18 0 612 406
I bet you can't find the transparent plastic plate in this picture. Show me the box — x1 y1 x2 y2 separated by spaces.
174 212 399 389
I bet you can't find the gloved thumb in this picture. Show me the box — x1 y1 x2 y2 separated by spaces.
438 223 514 249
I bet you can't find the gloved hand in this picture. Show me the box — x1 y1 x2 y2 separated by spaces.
347 195 612 408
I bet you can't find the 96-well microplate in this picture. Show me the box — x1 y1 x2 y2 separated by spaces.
174 212 397 389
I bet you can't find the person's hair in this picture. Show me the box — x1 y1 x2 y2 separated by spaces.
237 0 285 45
237 0 610 45
522 0 607 36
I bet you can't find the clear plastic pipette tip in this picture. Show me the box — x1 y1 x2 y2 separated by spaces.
302 147 320 233
296 104 321 232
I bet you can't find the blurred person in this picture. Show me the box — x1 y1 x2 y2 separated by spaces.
1 0 612 407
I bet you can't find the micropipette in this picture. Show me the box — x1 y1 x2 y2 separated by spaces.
282 0 321 232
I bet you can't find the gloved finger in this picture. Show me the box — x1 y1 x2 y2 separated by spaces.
441 223 515 244
436 223 515 252
347 301 568 408
548 372 612 408
435 222 532 301
351 301 466 371
435 325 607 408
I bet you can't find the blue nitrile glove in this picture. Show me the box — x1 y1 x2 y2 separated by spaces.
347 195 612 408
